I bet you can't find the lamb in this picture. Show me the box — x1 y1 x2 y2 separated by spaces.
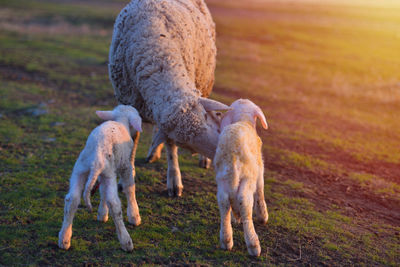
213 99 269 257
109 0 229 197
58 105 142 252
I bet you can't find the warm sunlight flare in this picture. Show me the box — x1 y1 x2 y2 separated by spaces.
0 0 399 265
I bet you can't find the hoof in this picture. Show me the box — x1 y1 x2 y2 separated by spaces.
220 239 233 251
58 228 72 250
258 216 268 225
168 186 183 197
198 157 211 169
256 211 268 225
144 156 151 163
145 154 160 163
58 239 71 250
128 216 141 226
97 213 108 223
247 244 261 257
58 234 71 250
121 239 134 252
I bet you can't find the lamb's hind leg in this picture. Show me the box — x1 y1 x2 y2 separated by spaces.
97 181 108 222
104 176 133 252
217 188 233 250
58 170 86 250
254 171 268 224
238 182 261 257
166 138 183 197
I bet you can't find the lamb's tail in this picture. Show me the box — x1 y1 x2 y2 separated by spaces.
83 167 102 212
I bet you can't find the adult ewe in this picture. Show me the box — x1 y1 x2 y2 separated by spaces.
109 0 228 196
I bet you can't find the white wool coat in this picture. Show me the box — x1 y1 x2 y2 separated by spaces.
109 0 216 144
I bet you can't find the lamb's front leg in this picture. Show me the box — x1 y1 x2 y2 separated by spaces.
238 184 261 257
217 188 233 250
118 131 141 191
120 166 141 226
104 177 133 252
58 171 85 250
165 138 183 197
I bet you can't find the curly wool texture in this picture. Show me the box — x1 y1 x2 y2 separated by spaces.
109 0 216 143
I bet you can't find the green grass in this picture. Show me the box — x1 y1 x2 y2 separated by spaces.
0 0 399 265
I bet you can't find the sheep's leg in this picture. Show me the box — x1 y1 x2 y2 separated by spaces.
254 171 268 224
198 154 211 169
217 188 233 250
166 138 183 197
238 183 261 257
131 131 140 160
120 164 141 226
145 126 165 163
126 131 141 225
58 170 86 250
104 177 133 252
97 181 109 222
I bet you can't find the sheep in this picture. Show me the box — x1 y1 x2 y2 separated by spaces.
213 99 269 257
109 0 229 197
58 105 142 252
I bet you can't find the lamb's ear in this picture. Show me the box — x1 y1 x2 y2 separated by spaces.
220 110 233 130
96 111 114 121
129 114 142 132
199 97 230 111
253 106 268 130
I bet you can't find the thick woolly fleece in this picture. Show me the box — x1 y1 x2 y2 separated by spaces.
109 0 216 144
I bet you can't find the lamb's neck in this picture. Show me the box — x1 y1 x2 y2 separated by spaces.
115 117 131 135
235 113 255 128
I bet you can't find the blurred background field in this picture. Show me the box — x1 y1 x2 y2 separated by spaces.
0 0 399 265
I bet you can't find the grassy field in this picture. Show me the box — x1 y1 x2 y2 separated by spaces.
0 0 399 265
